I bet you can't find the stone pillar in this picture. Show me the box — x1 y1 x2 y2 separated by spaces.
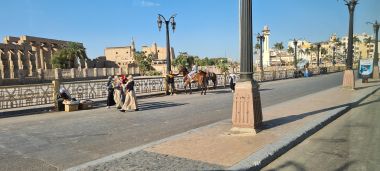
33 46 41 69
25 50 33 76
231 0 263 134
8 51 15 79
54 68 62 80
38 68 44 81
71 68 75 78
342 70 355 89
39 46 45 70
285 69 288 78
94 68 98 77
103 68 107 76
0 70 3 85
272 70 276 80
52 80 61 110
373 66 379 79
17 50 23 70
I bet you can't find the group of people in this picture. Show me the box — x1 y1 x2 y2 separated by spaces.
106 75 139 112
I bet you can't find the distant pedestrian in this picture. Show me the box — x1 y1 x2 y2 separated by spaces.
167 71 178 95
229 73 237 92
106 76 115 108
122 75 139 111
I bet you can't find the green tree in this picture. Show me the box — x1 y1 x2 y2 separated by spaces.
66 42 88 68
52 49 69 69
274 42 284 51
288 47 294 54
134 51 153 75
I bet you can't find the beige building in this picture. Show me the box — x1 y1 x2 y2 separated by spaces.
105 40 175 74
0 35 82 79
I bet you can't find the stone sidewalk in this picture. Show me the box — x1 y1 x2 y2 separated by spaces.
66 80 380 171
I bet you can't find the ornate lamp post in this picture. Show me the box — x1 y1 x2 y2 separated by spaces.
231 0 262 134
257 33 265 81
367 20 380 79
293 39 298 69
342 0 358 89
332 45 336 67
157 14 177 74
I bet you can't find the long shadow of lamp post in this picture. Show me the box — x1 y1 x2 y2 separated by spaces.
257 33 265 81
341 0 358 89
231 0 263 134
367 20 379 79
157 14 177 95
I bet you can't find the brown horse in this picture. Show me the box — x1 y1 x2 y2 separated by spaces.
206 71 217 89
179 67 208 95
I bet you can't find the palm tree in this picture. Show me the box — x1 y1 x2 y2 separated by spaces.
287 47 294 54
353 36 361 44
66 42 88 68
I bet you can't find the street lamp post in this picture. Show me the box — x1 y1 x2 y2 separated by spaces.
317 43 321 67
257 33 265 81
293 39 298 69
157 14 177 74
332 45 336 67
367 20 380 79
231 0 262 133
342 0 358 89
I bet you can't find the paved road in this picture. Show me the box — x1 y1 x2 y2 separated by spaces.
0 72 343 170
263 86 380 171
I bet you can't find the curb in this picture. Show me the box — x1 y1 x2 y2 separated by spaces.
229 86 380 171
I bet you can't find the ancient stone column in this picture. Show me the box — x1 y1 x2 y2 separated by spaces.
33 46 41 69
40 46 45 70
231 0 263 134
18 69 25 84
37 68 44 81
83 68 88 78
8 50 15 79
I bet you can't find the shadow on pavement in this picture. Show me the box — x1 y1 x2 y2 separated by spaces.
355 84 379 90
138 101 187 111
263 161 306 171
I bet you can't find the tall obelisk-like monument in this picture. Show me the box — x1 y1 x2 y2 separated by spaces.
262 26 271 67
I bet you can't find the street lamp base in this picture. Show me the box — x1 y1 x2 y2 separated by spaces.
342 69 355 89
373 66 379 79
231 80 263 131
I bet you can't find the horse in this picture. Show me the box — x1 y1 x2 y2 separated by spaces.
206 71 217 89
179 67 208 95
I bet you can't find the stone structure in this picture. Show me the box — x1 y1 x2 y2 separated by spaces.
0 35 82 79
105 39 175 74
262 26 271 67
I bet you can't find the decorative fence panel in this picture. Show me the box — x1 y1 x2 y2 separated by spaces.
0 83 54 109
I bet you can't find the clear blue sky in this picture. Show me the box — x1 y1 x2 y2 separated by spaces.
0 0 379 61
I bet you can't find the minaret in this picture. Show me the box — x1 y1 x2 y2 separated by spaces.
131 37 136 51
262 25 271 67
153 42 158 59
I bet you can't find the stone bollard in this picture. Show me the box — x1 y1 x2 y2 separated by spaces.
103 68 107 77
272 70 276 81
83 68 88 78
52 80 61 110
38 69 44 81
54 68 62 80
94 68 98 77
71 68 75 79
18 69 25 84
111 68 115 76
0 70 2 86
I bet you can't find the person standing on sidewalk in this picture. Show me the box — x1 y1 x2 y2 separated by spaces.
121 75 139 112
113 76 123 109
106 76 115 109
167 71 178 95
229 73 237 92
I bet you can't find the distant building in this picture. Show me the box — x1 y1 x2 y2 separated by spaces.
104 39 175 74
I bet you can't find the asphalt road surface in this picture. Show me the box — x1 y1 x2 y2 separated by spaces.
0 72 343 170
263 84 380 171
